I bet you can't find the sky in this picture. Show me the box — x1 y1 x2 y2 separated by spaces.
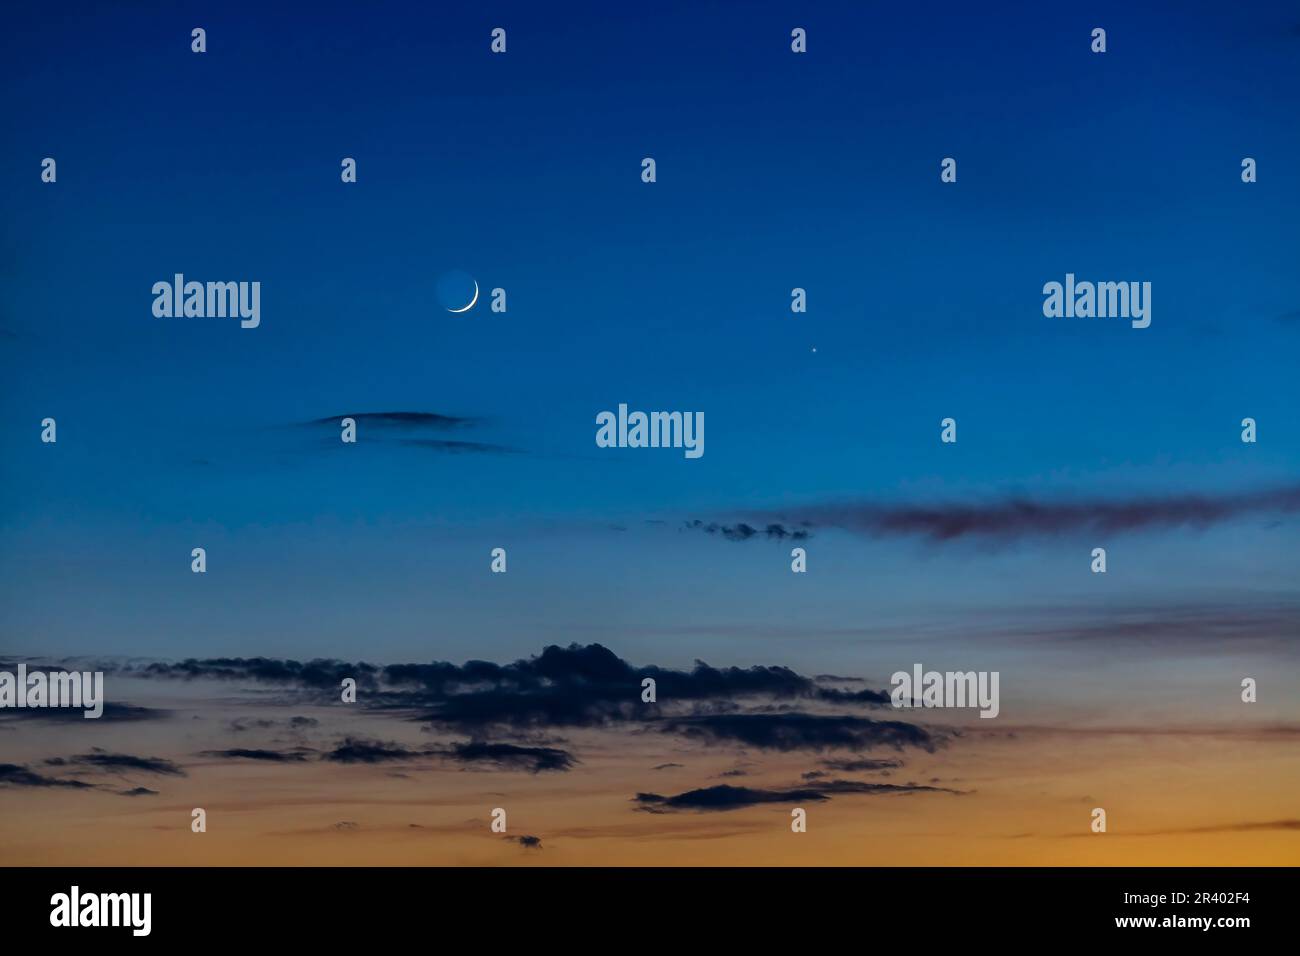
1 0 1298 865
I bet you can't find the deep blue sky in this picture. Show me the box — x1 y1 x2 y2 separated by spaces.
2 1 1297 675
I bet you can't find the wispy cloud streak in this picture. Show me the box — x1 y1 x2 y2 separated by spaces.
689 483 1300 543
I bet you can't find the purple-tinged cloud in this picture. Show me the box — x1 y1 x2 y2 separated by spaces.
691 483 1300 543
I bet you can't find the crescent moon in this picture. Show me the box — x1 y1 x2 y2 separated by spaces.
448 280 479 313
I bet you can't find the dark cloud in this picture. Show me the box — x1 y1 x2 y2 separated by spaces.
395 644 890 733
683 520 810 542
510 835 543 849
0 702 167 723
228 718 276 732
1062 818 1300 839
816 779 959 796
120 787 158 797
652 763 683 771
309 412 478 429
820 757 904 772
660 713 941 753
637 784 827 811
138 657 377 689
201 748 313 763
445 742 574 773
815 687 891 704
98 644 926 764
228 715 319 733
299 412 530 455
115 644 886 712
1131 819 1300 836
58 751 184 776
0 764 96 789
637 779 958 812
1014 600 1300 652
692 483 1300 543
324 738 432 764
979 722 1300 742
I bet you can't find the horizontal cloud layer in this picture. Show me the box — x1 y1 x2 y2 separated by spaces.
308 411 478 429
0 763 97 790
689 483 1300 543
45 751 184 776
661 713 941 752
41 645 939 803
124 645 897 748
637 778 959 812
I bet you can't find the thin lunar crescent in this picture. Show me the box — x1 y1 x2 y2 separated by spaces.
448 280 479 313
